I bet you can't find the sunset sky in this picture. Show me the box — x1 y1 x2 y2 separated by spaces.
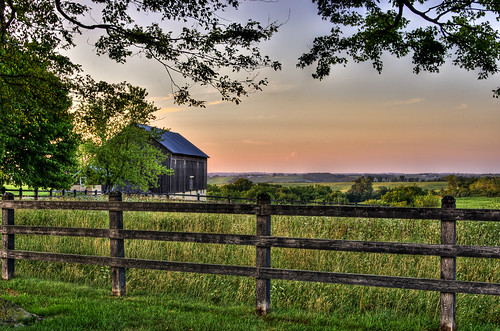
68 1 500 174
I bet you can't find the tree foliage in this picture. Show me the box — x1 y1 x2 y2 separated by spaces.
75 77 171 192
299 1 500 94
442 175 500 197
380 185 439 207
346 176 373 202
1 0 281 107
208 180 349 204
0 42 79 189
83 125 172 192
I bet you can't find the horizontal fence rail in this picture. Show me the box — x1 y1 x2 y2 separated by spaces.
0 186 371 205
1 192 499 331
2 199 500 221
2 226 499 259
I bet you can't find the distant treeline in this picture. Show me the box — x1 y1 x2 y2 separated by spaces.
208 179 349 204
209 175 500 207
207 177 441 207
441 175 500 197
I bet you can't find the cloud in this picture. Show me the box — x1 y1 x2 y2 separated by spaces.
207 100 223 106
457 103 468 109
156 107 185 113
149 95 173 102
383 98 423 106
240 139 270 145
252 114 278 120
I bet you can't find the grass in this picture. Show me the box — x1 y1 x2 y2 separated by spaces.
0 195 498 330
0 277 447 330
456 196 500 209
2 185 55 197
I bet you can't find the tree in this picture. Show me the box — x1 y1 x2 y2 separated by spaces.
83 125 172 193
75 77 171 192
445 174 459 196
229 178 255 192
1 0 281 107
0 42 79 189
299 1 500 96
346 176 373 202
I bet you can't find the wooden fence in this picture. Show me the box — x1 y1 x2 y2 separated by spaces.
1 192 499 331
1 187 220 202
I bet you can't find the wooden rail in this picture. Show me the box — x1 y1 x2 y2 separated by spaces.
1 192 499 331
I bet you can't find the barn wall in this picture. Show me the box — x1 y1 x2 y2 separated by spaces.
149 140 207 195
169 155 207 194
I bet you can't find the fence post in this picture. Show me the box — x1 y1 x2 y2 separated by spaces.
109 192 126 296
34 188 38 201
256 193 271 315
2 193 15 280
19 187 22 200
49 189 53 198
74 189 77 197
440 196 456 331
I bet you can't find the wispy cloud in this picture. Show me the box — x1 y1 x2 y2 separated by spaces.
149 95 173 102
156 107 185 113
240 139 271 145
457 103 468 109
207 100 223 106
383 98 423 106
252 114 278 120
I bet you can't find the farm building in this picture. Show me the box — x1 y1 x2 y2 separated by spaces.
141 124 209 197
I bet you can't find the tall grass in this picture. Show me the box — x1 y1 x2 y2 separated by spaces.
6 196 500 330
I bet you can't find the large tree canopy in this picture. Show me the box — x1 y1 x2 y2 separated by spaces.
0 42 79 189
0 0 281 107
299 0 500 95
75 77 171 192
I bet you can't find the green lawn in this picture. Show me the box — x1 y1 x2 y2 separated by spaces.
455 196 500 209
0 277 465 330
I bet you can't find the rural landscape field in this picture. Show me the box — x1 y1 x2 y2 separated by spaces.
0 175 498 330
3 0 500 330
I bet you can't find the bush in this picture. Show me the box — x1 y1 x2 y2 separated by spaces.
414 194 440 208
325 190 349 204
381 185 439 207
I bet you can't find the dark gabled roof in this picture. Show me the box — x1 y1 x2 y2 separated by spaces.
140 124 209 158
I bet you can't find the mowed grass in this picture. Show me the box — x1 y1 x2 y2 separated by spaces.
456 196 500 209
1 196 498 330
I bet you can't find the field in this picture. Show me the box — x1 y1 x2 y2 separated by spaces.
208 178 448 193
0 196 498 330
277 181 447 192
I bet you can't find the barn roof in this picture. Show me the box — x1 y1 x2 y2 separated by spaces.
140 124 209 158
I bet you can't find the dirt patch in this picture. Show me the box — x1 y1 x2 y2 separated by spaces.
0 298 41 327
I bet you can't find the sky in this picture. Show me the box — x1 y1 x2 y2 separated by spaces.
68 0 500 174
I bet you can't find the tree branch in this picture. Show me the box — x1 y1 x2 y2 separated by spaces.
54 0 117 33
0 0 16 41
399 0 442 25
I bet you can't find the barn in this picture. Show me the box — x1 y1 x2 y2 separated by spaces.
141 124 209 197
